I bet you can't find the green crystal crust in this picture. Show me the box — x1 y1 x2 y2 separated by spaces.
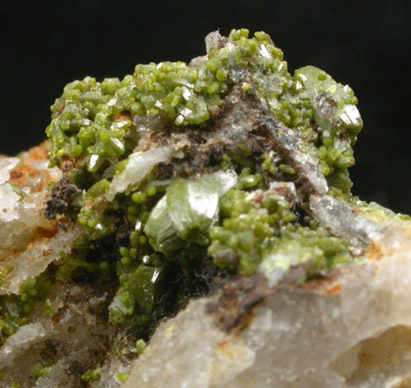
40 29 367 331
46 29 361 180
0 271 52 346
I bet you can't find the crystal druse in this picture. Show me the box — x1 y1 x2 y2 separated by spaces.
1 29 410 387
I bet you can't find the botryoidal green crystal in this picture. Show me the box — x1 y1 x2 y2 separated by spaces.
37 28 368 331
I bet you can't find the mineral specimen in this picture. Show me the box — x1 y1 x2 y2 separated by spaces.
0 29 410 387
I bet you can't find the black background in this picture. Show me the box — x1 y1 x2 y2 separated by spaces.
1 0 410 213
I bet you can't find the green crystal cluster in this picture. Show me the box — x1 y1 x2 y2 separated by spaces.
0 271 52 346
40 29 366 331
47 30 361 177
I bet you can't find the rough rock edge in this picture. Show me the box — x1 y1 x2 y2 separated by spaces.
0 144 81 295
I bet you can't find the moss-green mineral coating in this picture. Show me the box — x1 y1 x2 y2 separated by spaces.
29 360 53 382
38 29 368 333
81 367 102 383
0 271 52 346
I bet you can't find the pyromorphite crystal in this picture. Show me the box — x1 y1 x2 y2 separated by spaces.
39 28 374 332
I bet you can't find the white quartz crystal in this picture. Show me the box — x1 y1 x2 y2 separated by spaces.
0 157 19 184
0 157 22 223
0 183 21 222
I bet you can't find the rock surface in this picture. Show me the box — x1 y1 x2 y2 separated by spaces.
125 222 411 388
